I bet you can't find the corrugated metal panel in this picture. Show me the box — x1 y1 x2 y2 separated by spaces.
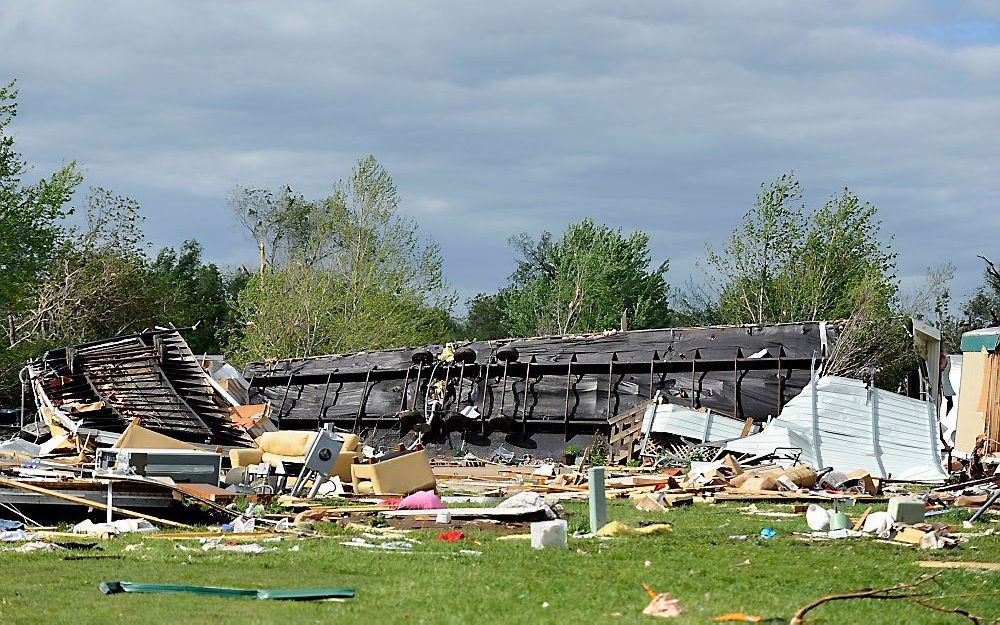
641 403 749 442
726 376 947 482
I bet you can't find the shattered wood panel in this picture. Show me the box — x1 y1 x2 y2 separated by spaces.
76 337 212 436
155 332 251 445
28 330 252 446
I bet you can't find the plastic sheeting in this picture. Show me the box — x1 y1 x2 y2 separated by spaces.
726 375 948 482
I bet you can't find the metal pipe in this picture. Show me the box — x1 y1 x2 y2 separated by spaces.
456 362 467 409
733 355 739 419
930 475 1000 492
318 371 333 427
519 359 532 431
776 355 783 415
499 360 510 416
969 489 1000 523
398 366 412 413
479 362 490 416
353 367 374 433
276 368 294 426
441 361 452 410
606 354 616 420
563 360 573 437
649 354 656 400
690 357 697 409
411 362 425 414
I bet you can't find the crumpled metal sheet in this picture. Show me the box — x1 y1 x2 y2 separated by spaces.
726 375 948 482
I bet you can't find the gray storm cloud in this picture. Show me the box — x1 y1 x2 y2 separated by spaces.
2 1 998 304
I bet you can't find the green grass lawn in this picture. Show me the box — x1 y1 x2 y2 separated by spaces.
0 500 997 624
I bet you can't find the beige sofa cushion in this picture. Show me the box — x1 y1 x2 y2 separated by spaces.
261 452 308 467
351 450 436 495
340 434 360 453
255 431 315 457
229 448 264 467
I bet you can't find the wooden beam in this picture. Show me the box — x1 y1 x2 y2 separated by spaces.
915 561 1000 571
0 477 191 529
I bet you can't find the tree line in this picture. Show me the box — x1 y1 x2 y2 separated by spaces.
2 81 996 403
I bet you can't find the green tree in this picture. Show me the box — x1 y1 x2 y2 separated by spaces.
1 82 82 335
962 256 1000 329
0 81 82 398
669 279 725 327
500 219 672 337
702 173 897 325
926 255 1000 354
227 156 455 363
11 189 161 346
701 173 910 388
702 173 805 324
5 188 238 392
229 185 313 271
900 263 963 352
461 292 509 340
149 240 242 354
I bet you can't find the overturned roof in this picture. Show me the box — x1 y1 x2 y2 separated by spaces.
246 322 840 453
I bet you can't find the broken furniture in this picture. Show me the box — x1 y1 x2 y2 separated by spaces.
229 430 361 486
351 449 436 495
288 429 345 498
96 448 223 484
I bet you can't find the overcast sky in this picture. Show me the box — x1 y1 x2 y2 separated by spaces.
3 2 999 313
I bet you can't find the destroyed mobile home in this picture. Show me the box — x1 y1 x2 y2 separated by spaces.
244 322 841 461
0 321 997 605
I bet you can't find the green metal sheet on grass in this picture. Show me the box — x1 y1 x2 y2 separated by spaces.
100 581 355 601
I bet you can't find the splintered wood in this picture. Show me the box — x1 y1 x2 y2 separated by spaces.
431 461 885 507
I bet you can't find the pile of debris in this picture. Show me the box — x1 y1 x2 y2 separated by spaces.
0 320 997 551
25 328 267 446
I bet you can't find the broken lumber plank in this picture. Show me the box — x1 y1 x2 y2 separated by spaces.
150 532 286 540
277 504 391 513
383 506 549 521
915 561 1000 571
103 475 236 518
175 483 237 504
0 477 190 529
711 491 885 503
852 506 873 531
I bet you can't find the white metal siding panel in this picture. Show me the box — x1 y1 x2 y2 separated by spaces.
727 376 946 481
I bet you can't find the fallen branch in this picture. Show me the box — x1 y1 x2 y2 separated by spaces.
789 575 937 625
789 574 998 625
907 598 981 624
